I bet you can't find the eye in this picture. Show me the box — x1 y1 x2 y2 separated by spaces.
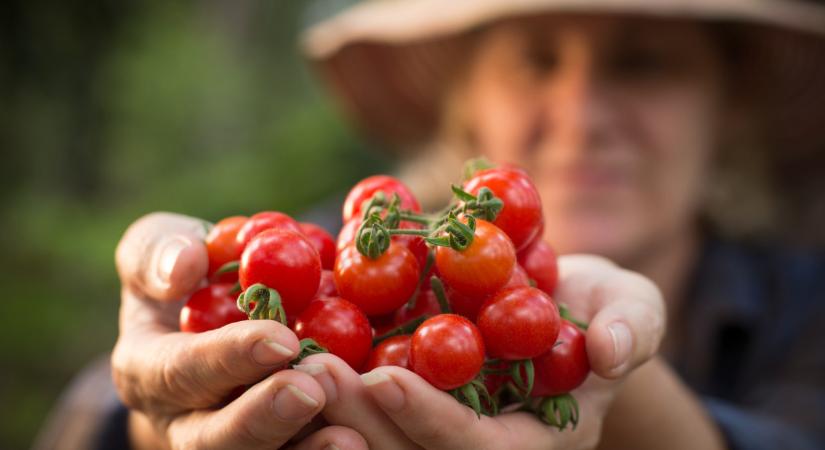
609 46 674 78
525 45 558 75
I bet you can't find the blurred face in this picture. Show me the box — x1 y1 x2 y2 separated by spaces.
463 15 726 263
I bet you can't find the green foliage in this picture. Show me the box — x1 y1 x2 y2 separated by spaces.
0 2 387 447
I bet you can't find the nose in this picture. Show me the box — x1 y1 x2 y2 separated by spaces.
543 31 613 159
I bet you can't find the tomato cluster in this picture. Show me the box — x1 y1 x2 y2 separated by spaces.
178 159 589 430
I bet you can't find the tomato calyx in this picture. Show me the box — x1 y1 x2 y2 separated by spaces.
462 157 497 181
236 283 287 325
449 377 498 418
450 185 503 223
290 337 328 366
531 393 581 431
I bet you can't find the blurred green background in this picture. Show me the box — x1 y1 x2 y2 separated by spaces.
0 1 385 447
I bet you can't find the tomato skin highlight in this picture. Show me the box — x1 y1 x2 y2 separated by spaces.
239 229 321 317
532 320 590 396
435 219 516 299
299 222 336 270
180 283 246 333
235 211 301 251
477 286 560 360
410 314 485 390
342 175 421 223
205 216 247 283
518 239 559 296
364 335 412 371
294 297 372 370
464 168 543 251
334 243 420 317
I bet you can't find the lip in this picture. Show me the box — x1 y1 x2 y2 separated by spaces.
550 164 629 190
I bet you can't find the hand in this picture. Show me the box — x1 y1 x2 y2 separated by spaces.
112 212 368 450
292 255 665 449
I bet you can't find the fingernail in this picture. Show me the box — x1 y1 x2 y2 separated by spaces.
361 370 405 412
608 321 633 372
252 339 295 365
273 384 319 421
294 363 338 403
156 236 189 284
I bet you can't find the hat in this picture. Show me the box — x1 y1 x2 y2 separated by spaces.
302 0 825 153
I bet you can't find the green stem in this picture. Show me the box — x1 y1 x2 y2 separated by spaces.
429 276 452 314
372 315 429 346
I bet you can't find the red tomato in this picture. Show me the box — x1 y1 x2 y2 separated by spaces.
235 211 301 251
179 284 246 333
205 216 247 283
316 270 338 299
299 222 336 270
394 288 442 326
518 239 559 296
364 335 412 371
532 320 590 396
342 175 421 223
239 229 321 317
334 243 420 316
294 297 372 370
410 314 485 390
464 168 543 251
435 219 516 299
477 287 560 360
337 218 428 268
446 264 529 321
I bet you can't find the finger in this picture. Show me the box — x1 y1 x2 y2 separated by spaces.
168 369 325 450
116 212 209 302
112 315 301 414
359 366 526 450
295 353 420 450
554 255 666 379
289 425 369 450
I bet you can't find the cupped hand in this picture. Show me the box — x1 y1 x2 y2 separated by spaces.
112 212 368 450
294 254 665 449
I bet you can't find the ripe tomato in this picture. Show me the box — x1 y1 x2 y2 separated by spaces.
205 216 247 283
464 167 543 251
532 320 590 396
364 335 412 371
477 286 560 360
435 219 515 299
235 211 301 251
394 288 441 327
239 229 321 317
294 297 372 370
447 263 530 321
299 222 336 270
334 243 420 316
410 314 485 390
518 239 559 296
179 283 246 333
316 269 338 299
342 175 421 223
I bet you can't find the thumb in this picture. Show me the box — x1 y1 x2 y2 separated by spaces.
116 212 209 302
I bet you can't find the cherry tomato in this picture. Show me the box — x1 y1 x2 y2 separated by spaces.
206 216 247 283
477 286 560 360
364 335 412 371
179 283 246 333
464 167 543 251
338 218 428 268
435 219 515 299
239 229 321 317
316 269 338 299
294 297 372 370
342 175 421 223
531 320 590 396
518 239 559 296
447 263 530 321
410 314 485 390
236 211 301 251
334 243 420 316
299 222 336 270
394 288 441 327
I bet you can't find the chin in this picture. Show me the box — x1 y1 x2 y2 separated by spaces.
542 214 642 265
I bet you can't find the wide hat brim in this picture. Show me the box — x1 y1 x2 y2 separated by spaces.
302 0 825 159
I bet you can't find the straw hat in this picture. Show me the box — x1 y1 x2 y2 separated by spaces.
302 0 825 241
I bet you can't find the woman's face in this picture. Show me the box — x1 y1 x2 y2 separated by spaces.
464 15 726 263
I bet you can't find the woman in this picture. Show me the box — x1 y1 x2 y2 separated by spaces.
36 0 825 449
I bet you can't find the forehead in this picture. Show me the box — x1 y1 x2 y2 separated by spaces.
479 13 714 46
